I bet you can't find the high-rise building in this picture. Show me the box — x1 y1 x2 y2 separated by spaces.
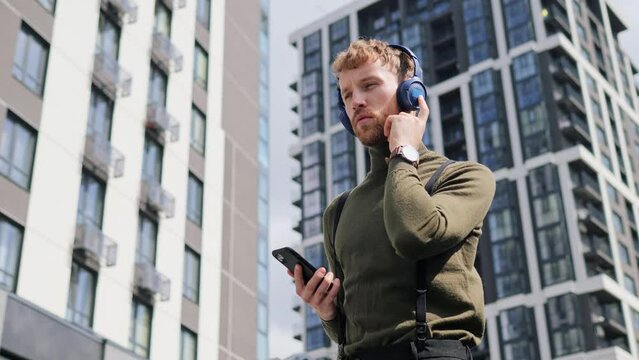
288 0 639 359
0 0 269 359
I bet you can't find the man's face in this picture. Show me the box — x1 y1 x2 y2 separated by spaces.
338 60 399 146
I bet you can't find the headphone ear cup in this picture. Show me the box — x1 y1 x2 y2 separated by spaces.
336 92 355 135
396 77 427 111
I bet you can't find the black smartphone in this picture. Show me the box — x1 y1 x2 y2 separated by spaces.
272 247 317 284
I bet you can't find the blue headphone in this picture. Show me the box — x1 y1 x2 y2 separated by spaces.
336 44 427 135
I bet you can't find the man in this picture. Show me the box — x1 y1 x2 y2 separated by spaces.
289 39 495 359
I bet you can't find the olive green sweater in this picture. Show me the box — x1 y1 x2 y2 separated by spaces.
321 143 496 356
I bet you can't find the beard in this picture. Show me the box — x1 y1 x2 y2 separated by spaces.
353 112 387 147
355 121 386 146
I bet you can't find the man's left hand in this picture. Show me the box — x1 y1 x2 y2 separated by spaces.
384 95 429 151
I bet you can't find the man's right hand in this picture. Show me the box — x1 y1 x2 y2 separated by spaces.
288 264 341 321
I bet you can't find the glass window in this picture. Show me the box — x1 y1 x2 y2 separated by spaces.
619 243 630 265
129 299 152 357
77 171 106 228
193 43 208 89
303 190 325 218
471 70 494 97
546 293 584 357
303 216 322 238
12 24 49 95
142 136 163 182
183 247 200 303
154 2 172 36
137 214 157 265
87 86 113 140
37 0 56 12
0 215 23 292
148 63 168 105
302 142 324 167
66 261 96 328
196 0 211 28
625 274 637 295
606 184 617 203
190 106 206 154
96 13 120 59
0 114 37 189
305 243 328 269
512 52 537 81
257 328 268 360
612 212 624 234
187 173 204 226
180 327 197 360
499 306 539 360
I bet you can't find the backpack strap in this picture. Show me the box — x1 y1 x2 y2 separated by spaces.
415 159 455 352
332 190 350 357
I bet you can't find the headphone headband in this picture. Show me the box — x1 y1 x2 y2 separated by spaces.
388 44 424 80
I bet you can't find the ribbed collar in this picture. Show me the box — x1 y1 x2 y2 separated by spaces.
368 142 430 173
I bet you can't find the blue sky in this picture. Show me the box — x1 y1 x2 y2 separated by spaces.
267 1 639 358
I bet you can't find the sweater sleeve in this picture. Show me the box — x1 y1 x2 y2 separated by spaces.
320 196 341 342
383 158 496 260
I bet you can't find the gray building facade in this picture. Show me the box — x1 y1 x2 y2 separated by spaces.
288 0 639 359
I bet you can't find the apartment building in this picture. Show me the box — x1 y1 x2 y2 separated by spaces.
0 0 269 359
287 0 639 359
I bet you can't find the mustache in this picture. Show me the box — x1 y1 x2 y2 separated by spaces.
353 109 375 121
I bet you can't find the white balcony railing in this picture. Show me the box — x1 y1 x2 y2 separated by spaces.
93 52 132 98
74 222 117 267
146 104 180 142
161 0 186 10
84 134 125 178
141 178 175 218
134 262 170 301
151 32 183 73
103 0 138 24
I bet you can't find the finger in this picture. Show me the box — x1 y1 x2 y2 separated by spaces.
417 96 429 121
312 271 334 302
384 116 394 137
320 278 341 305
293 264 304 295
287 269 293 278
301 267 326 301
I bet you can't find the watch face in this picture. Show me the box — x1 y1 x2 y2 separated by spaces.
402 145 419 162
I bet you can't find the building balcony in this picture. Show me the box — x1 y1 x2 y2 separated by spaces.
577 202 608 235
151 33 183 73
159 0 186 10
74 222 118 267
570 164 601 203
543 2 570 36
292 323 303 341
84 133 125 178
141 178 175 218
590 296 627 339
440 103 462 122
291 165 301 184
93 52 132 98
559 111 591 145
582 234 614 271
102 0 138 24
550 56 580 87
554 84 585 115
134 262 170 301
290 119 299 136
292 190 302 209
146 103 180 142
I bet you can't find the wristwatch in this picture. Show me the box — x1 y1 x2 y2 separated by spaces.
389 144 419 168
